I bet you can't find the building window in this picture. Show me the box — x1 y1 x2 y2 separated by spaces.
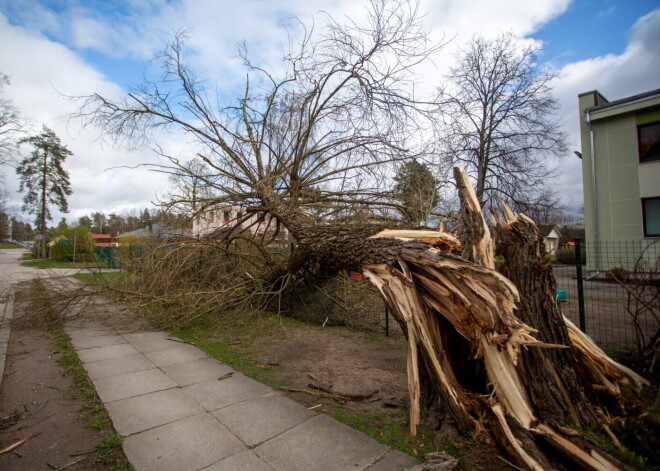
642 197 660 237
638 121 660 163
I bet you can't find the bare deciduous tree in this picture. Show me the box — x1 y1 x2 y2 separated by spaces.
0 72 27 195
77 1 439 231
163 157 221 216
439 33 567 211
0 73 25 167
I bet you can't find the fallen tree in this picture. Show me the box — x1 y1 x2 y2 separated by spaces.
258 169 647 471
73 2 650 468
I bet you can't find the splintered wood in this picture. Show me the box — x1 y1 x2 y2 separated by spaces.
361 167 648 471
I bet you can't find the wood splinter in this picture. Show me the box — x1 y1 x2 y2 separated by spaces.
0 429 42 455
307 383 379 401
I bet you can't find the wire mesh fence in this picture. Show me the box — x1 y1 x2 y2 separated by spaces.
554 239 659 352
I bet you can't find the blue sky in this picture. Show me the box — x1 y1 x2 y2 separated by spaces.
0 0 659 220
536 0 658 63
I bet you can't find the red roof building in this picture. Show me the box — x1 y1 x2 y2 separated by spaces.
92 234 114 247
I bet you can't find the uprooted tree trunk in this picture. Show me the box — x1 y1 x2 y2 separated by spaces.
256 171 648 471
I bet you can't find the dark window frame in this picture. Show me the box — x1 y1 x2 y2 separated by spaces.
638 121 660 163
642 197 660 238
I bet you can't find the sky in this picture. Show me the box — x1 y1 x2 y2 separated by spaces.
0 0 659 224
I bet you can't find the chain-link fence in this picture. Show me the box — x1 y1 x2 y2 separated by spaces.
554 239 659 353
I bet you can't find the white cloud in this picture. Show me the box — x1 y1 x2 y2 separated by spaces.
0 12 180 222
1 0 656 223
424 0 571 40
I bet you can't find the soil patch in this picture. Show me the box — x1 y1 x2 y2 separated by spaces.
199 319 512 469
253 324 409 412
0 284 130 471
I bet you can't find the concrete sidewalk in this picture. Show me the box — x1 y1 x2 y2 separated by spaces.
65 325 419 471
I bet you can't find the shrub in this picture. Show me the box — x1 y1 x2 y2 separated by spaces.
51 225 97 262
555 248 572 263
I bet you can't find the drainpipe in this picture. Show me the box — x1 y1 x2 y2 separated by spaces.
585 109 601 275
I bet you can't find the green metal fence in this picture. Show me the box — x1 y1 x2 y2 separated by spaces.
554 238 659 352
95 246 118 268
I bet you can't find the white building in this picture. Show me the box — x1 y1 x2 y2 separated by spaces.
192 206 289 240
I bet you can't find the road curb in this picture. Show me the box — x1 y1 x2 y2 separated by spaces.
0 285 15 391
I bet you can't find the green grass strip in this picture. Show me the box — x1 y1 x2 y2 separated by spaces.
22 259 107 268
54 330 133 470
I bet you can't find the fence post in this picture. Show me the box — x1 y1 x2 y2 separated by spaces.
385 306 390 337
575 237 586 332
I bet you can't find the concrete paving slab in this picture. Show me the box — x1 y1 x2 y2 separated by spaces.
71 334 126 350
93 368 177 402
106 388 204 436
162 357 233 387
183 373 271 412
202 450 275 471
145 343 209 367
212 393 315 446
254 414 389 471
123 331 182 353
77 343 140 363
365 449 419 471
66 328 112 341
122 413 245 471
84 353 155 380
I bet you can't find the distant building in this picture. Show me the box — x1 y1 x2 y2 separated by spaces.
192 206 289 240
91 234 115 247
578 88 660 270
538 225 561 256
116 223 191 242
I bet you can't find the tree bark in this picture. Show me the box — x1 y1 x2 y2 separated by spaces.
493 209 600 428
40 148 48 258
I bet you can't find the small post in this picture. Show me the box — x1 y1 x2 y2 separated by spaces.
575 237 586 332
385 305 390 337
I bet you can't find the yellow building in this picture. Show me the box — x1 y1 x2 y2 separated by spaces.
578 88 660 271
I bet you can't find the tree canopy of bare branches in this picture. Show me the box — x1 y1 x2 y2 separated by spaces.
439 33 567 212
76 0 442 232
0 72 25 168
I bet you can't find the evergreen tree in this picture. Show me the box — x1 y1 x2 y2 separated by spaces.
141 208 152 231
393 159 439 226
90 211 107 233
16 125 73 257
77 215 92 228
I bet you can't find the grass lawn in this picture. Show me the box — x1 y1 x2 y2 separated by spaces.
71 272 123 285
21 258 108 269
0 242 24 249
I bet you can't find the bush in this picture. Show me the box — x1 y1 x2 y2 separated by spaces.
51 226 97 262
287 274 404 337
555 246 587 264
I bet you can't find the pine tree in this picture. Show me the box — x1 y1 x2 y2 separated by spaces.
393 159 439 226
16 125 73 257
